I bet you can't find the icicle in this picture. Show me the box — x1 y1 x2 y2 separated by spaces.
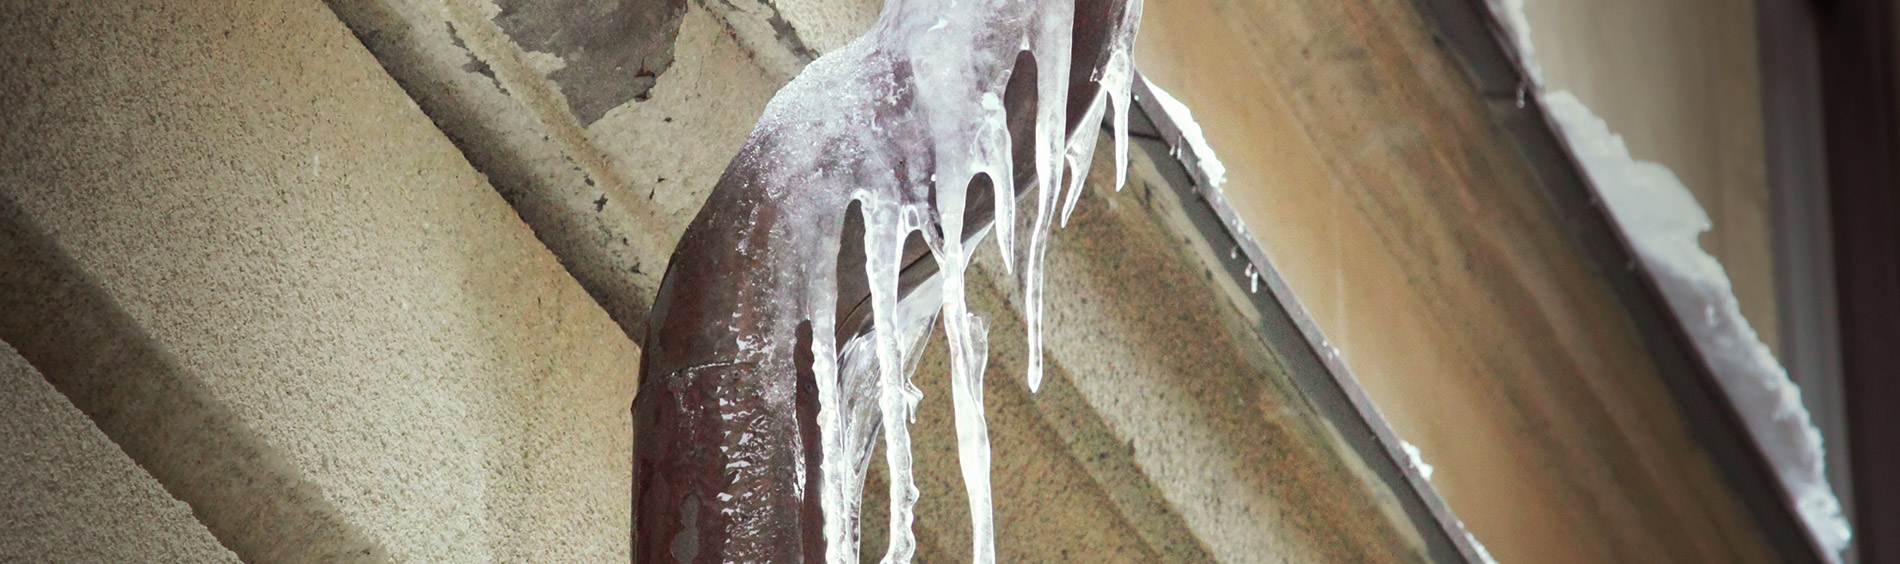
1058 97 1107 227
1027 0 1143 394
805 235 851 564
1019 4 1073 396
1023 189 1056 392
862 197 922 564
1099 1 1141 192
986 89 1019 276
926 92 1001 562
943 203 999 563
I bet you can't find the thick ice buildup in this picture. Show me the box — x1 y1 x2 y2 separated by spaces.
738 1 1144 562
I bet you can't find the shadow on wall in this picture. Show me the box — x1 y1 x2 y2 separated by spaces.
0 193 394 564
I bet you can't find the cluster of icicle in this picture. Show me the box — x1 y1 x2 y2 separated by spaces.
727 1 1143 562
1477 1 1852 559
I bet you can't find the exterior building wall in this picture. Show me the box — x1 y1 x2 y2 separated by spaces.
0 2 643 560
0 0 1807 562
0 343 240 563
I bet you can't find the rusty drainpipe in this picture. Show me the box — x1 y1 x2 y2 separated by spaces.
632 1 1134 562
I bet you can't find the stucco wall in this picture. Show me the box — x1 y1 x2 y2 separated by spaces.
0 342 240 563
0 1 642 560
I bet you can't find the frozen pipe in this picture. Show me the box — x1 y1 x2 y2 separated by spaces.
632 1 1140 562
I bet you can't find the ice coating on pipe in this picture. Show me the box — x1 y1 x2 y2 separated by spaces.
725 0 1145 561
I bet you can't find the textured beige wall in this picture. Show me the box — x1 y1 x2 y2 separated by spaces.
0 342 240 563
1524 0 1780 358
0 0 641 561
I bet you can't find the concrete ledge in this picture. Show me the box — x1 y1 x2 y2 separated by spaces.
968 146 1434 563
0 0 641 561
0 342 240 564
326 0 787 337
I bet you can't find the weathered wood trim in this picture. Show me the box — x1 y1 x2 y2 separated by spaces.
1383 0 1836 561
1128 73 1487 564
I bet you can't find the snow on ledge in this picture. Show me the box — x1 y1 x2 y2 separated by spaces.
1139 76 1228 190
1544 91 1852 560
1483 0 1544 87
1468 0 1854 560
1400 440 1436 481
